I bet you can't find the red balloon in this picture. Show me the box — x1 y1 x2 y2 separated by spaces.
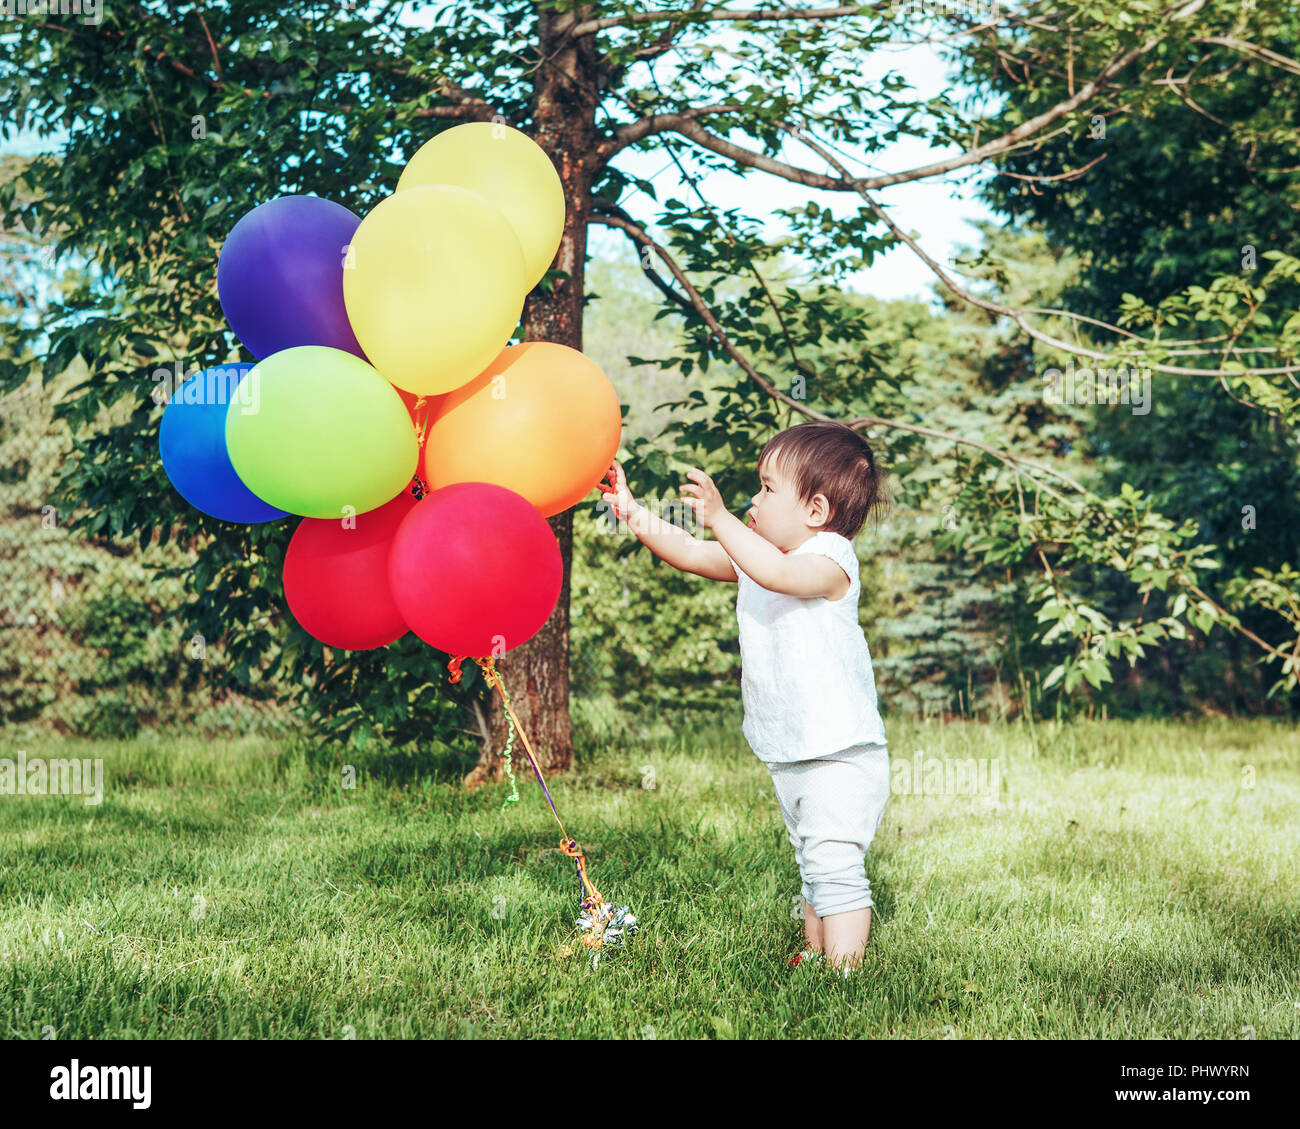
283 489 416 649
388 481 561 657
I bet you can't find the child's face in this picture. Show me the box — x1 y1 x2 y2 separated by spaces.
748 457 831 551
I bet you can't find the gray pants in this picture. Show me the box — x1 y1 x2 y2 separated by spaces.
768 742 890 918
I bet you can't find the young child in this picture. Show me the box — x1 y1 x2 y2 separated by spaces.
599 420 890 972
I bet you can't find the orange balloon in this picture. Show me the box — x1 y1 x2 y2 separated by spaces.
420 342 622 517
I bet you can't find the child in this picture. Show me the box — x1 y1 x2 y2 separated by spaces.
599 420 890 972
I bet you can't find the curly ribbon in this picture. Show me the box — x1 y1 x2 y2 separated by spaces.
447 654 636 965
413 396 431 448
408 397 433 501
484 658 521 813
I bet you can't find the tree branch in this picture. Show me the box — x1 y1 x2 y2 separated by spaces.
773 122 1300 379
998 153 1107 184
598 102 748 161
38 19 266 99
1191 36 1300 78
590 198 695 312
627 0 1207 191
604 0 709 73
570 3 893 39
587 208 1083 499
38 11 505 122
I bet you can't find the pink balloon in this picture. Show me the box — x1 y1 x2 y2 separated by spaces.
387 482 561 657
283 490 416 649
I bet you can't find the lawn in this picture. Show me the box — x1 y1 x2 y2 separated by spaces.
1 715 1297 1039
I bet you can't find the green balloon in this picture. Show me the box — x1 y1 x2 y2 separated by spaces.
225 346 417 518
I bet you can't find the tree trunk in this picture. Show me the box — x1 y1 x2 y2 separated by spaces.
463 4 601 790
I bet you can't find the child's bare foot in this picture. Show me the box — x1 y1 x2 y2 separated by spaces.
823 906 872 970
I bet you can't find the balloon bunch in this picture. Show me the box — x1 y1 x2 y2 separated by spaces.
158 122 632 963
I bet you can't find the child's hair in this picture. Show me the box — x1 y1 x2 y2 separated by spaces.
757 420 889 540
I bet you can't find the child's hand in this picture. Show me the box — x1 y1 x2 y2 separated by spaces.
598 460 639 522
680 467 727 530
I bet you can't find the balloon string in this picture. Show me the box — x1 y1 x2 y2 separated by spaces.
447 655 605 911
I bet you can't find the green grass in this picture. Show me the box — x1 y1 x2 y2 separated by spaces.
1 715 1297 1039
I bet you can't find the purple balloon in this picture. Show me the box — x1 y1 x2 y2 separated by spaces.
217 195 367 360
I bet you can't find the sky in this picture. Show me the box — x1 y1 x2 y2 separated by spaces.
2 10 1003 307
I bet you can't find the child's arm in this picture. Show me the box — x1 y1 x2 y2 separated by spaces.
632 512 738 581
681 467 846 598
600 462 738 581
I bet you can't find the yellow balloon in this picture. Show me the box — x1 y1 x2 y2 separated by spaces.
342 184 526 396
397 123 565 293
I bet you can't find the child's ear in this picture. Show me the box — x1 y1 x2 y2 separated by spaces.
809 492 832 527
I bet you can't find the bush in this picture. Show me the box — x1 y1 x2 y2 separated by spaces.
73 692 140 740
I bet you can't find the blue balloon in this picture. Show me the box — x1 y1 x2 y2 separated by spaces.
159 364 288 523
217 195 367 360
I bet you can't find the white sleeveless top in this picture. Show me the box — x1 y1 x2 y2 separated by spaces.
726 530 887 764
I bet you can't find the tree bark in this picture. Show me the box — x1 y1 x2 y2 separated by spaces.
464 4 602 789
